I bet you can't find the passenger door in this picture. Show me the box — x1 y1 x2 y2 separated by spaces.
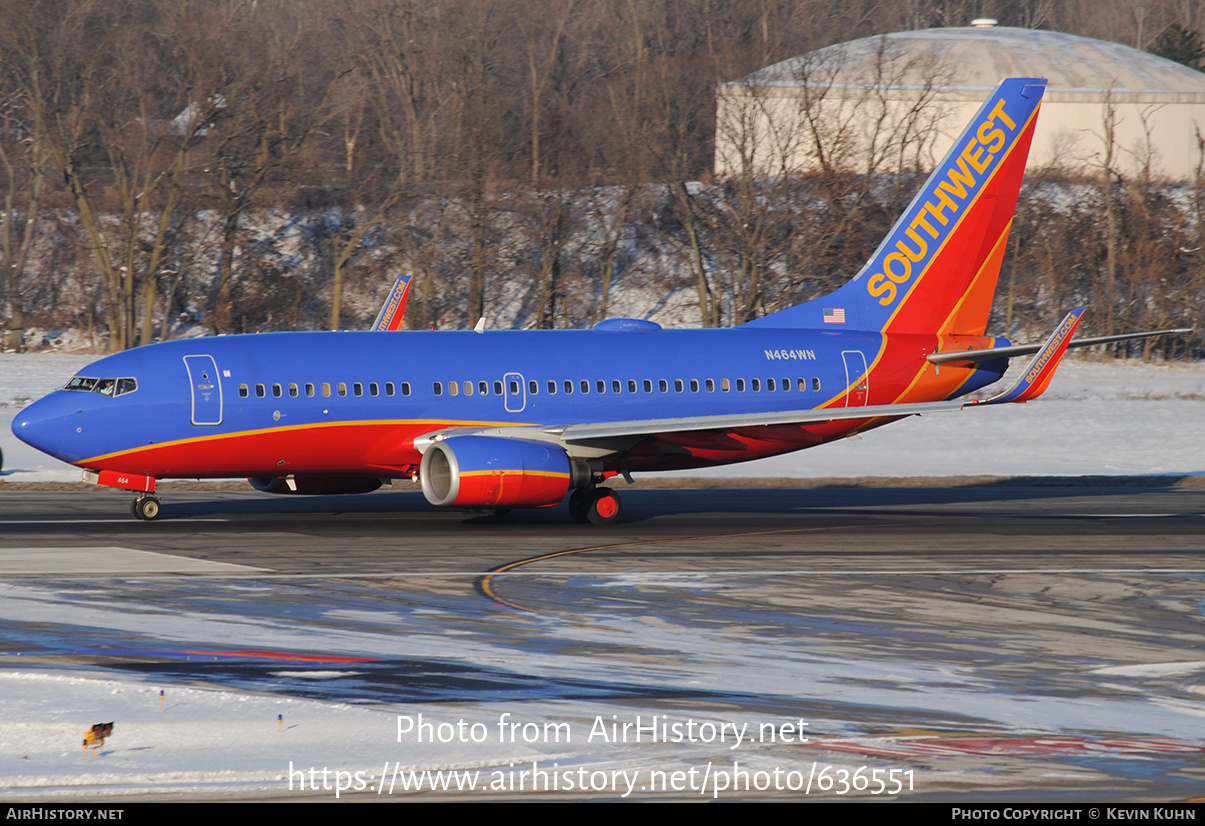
841 351 869 407
183 355 223 425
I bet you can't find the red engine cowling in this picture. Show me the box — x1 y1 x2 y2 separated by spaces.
248 475 383 495
420 435 590 508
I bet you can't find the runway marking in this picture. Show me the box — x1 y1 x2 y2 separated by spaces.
12 566 1197 582
474 524 903 611
474 520 1205 610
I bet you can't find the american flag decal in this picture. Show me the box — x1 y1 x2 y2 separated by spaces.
823 307 845 324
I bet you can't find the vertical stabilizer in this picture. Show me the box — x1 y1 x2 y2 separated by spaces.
743 77 1046 333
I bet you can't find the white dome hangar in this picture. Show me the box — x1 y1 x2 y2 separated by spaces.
716 25 1205 180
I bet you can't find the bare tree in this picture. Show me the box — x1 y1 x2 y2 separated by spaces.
0 0 51 348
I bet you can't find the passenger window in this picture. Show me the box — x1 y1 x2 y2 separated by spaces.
479 381 488 395
528 380 538 395
449 381 459 396
797 378 807 392
782 377 790 391
547 380 557 394
563 380 573 394
402 382 412 396
812 377 821 391
509 380 520 394
272 383 282 397
643 380 652 393
659 379 668 393
674 379 684 392
768 378 776 392
239 384 249 398
370 382 379 397
353 382 363 396
689 379 699 392
337 383 347 397
433 382 443 396
736 379 746 392
306 383 316 397
580 380 590 394
465 381 474 396
289 383 299 397
385 382 395 396
721 378 730 392
494 381 503 395
627 380 637 393
752 379 761 392
322 382 331 397
256 384 266 398
596 380 606 394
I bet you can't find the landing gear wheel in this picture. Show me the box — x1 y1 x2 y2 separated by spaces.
587 488 622 525
568 487 593 523
132 494 161 521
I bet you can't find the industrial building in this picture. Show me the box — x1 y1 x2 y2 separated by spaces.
716 23 1205 180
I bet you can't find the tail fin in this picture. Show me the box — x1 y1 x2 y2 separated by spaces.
371 275 412 331
743 77 1046 334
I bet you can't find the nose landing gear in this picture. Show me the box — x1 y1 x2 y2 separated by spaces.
82 469 161 521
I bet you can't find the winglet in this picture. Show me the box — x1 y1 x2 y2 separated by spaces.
371 275 412 331
977 309 1084 405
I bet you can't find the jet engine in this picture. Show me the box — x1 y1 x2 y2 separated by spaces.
420 435 591 509
248 475 383 495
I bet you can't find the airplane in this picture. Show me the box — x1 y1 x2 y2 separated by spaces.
11 77 1188 524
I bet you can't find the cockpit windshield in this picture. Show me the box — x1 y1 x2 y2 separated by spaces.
64 376 138 396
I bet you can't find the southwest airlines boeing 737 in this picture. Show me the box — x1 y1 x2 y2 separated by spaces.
11 78 1184 523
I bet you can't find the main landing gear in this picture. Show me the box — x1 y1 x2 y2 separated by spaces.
568 486 622 525
129 493 161 521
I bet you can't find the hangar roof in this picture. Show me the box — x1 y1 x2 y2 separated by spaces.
742 27 1205 99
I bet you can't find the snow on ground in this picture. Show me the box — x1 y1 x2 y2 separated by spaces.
0 670 589 799
2 352 1203 482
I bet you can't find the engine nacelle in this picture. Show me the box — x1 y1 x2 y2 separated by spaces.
420 435 590 508
248 475 383 495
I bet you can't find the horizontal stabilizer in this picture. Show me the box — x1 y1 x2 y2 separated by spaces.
929 326 1194 365
975 309 1083 405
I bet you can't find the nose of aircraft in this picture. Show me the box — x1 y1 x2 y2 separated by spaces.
11 393 74 461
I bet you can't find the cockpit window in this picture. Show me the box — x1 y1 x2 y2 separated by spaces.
63 376 137 396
